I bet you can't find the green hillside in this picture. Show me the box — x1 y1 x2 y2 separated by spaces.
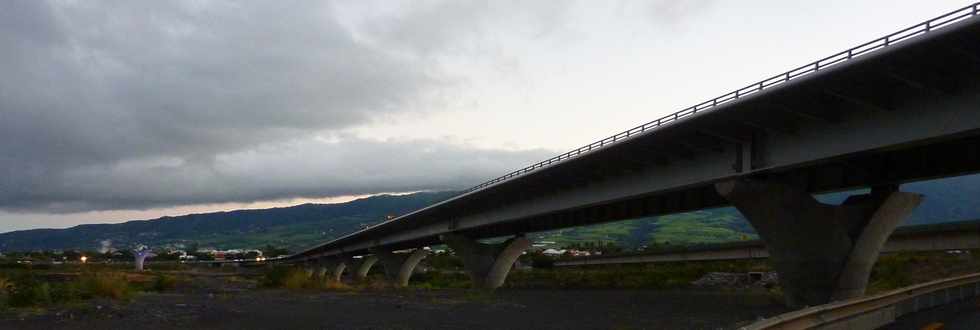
1 173 978 252
530 208 757 250
0 192 458 252
531 174 980 249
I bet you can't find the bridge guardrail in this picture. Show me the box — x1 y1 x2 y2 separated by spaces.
742 272 980 329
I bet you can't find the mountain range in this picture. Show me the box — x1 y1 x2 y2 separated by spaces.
2 174 978 252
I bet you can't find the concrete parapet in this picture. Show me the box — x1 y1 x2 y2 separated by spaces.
742 273 980 330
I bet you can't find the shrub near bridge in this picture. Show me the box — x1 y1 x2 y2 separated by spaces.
0 267 181 309
504 260 768 290
84 273 135 299
260 266 352 290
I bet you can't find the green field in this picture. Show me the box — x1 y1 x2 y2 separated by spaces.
530 208 757 249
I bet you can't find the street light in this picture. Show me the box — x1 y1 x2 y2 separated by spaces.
80 256 88 263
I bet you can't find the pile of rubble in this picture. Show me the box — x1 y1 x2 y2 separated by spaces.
691 271 779 288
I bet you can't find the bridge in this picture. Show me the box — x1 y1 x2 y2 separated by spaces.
554 220 980 266
279 3 980 308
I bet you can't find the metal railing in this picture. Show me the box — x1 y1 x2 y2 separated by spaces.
743 272 980 329
462 2 980 195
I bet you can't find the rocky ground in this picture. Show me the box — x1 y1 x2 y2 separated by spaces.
0 271 787 330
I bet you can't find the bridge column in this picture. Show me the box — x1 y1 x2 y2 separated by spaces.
316 257 348 283
134 250 155 272
354 255 379 281
375 248 428 287
716 179 922 308
441 234 531 289
304 259 316 278
315 257 331 279
330 260 347 282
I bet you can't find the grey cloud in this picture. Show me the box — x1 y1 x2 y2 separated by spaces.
354 0 574 56
644 0 717 25
4 137 552 213
0 1 551 213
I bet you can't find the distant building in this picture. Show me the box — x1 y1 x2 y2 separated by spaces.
542 249 566 256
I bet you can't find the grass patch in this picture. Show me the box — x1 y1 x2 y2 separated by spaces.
0 266 152 309
504 260 767 290
76 272 133 300
149 274 179 292
867 250 980 293
260 266 354 291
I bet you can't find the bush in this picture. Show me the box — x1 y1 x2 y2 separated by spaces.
259 266 294 288
504 260 768 290
281 269 314 290
410 271 470 289
260 267 321 290
77 273 132 300
529 255 555 269
150 274 178 292
7 274 52 307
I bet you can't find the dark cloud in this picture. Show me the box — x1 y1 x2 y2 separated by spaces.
3 136 551 213
0 1 552 213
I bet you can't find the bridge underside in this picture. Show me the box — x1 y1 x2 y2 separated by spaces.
300 16 980 258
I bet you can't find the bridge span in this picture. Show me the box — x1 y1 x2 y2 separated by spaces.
281 3 980 308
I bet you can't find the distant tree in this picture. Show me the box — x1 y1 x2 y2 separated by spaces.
528 252 555 269
63 250 81 261
561 241 623 254
153 250 181 261
427 253 463 270
244 251 261 260
261 244 290 257
187 242 201 253
191 252 215 261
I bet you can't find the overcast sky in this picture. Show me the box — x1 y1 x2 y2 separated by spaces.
0 0 971 232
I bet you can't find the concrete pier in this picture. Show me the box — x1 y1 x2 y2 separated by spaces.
375 248 428 287
441 234 531 289
716 179 922 308
354 255 379 281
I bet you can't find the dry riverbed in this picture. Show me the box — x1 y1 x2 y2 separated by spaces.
0 271 786 329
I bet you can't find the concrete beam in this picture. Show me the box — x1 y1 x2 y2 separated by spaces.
716 178 922 308
441 234 531 289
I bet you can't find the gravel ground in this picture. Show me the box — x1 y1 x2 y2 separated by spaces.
0 274 787 330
